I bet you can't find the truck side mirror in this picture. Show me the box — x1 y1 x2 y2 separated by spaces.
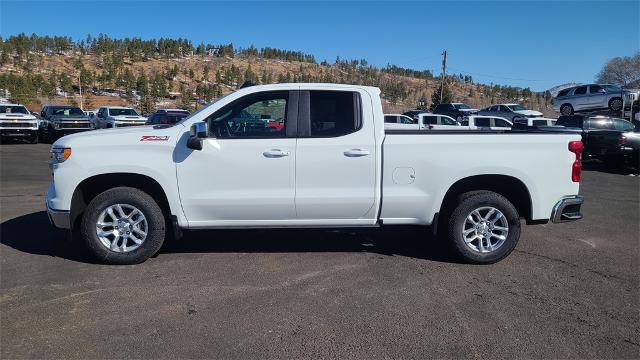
187 122 208 150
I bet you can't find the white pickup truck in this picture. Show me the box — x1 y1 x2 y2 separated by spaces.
0 103 39 143
385 113 460 130
46 83 585 265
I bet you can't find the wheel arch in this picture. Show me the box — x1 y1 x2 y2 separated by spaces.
438 174 533 223
70 173 172 231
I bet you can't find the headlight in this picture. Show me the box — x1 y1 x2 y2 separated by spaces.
50 147 72 164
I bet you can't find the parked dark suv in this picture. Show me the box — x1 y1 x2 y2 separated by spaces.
145 109 190 126
432 103 479 121
556 115 635 162
41 105 92 142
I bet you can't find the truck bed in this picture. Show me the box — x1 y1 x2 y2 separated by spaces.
379 131 581 225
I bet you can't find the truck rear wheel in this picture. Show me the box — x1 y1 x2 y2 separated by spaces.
446 191 521 264
80 187 166 264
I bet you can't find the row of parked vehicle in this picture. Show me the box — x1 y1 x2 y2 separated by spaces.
386 104 639 170
0 103 191 143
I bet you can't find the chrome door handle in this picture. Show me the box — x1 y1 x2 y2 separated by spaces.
344 149 370 157
263 149 290 158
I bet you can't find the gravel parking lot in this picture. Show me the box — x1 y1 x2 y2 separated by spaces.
1 143 639 359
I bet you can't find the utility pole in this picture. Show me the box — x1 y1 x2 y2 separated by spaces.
78 71 83 109
440 50 448 101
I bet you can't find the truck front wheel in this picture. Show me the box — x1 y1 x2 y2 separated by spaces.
446 191 521 264
80 187 166 264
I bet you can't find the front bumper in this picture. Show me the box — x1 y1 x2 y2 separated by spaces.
551 195 584 223
46 203 71 229
46 183 71 229
1 128 38 137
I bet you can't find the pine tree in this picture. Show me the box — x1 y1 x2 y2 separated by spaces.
203 64 210 81
430 82 452 110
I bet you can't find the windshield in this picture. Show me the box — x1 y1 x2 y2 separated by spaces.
453 104 470 110
509 104 527 111
0 105 29 114
604 85 622 92
51 106 84 116
109 108 139 116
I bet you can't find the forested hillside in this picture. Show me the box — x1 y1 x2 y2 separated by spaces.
0 33 554 114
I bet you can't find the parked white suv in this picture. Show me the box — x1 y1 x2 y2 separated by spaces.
553 84 630 116
96 107 147 128
47 83 584 265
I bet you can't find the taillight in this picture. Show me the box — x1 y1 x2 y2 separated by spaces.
619 135 627 145
568 141 583 182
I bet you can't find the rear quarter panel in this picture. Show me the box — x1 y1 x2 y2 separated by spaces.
381 133 581 224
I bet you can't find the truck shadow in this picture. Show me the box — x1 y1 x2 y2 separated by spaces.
583 159 639 176
0 211 462 264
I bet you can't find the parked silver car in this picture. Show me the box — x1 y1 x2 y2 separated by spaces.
477 103 543 121
552 84 627 116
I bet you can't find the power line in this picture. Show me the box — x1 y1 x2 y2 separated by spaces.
446 66 548 82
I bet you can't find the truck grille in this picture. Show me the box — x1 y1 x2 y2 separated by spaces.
116 123 145 127
0 122 36 128
59 122 91 129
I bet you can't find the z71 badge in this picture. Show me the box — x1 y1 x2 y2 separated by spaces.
140 135 170 142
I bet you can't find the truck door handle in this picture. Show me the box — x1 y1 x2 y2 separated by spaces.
263 149 290 158
344 149 370 157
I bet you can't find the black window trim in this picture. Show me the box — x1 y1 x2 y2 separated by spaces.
297 89 363 138
203 90 298 139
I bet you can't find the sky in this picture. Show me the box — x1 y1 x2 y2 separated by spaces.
1 0 638 91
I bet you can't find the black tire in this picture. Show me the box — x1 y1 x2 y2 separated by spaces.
608 97 623 112
446 191 521 264
560 104 573 116
80 187 166 264
107 123 113 128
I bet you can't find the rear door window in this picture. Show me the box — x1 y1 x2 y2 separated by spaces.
588 119 615 130
440 116 457 125
384 115 397 124
613 119 634 131
400 116 416 124
589 85 603 94
423 116 437 125
494 118 511 127
475 117 491 127
573 86 588 95
308 91 360 137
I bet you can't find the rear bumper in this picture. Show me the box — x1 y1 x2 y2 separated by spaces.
551 195 584 223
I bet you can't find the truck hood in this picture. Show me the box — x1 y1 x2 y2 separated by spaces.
514 110 543 117
110 115 147 121
53 124 184 148
0 113 37 121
